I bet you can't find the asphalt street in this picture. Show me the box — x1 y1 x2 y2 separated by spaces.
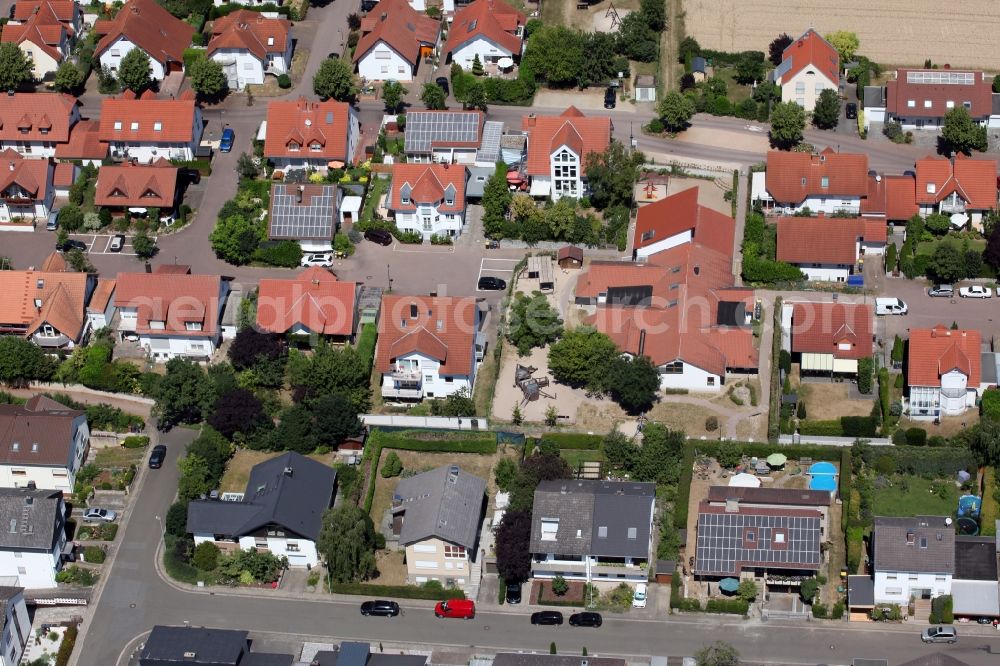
71 426 1000 666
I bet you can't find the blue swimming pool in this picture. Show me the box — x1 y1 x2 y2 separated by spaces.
810 475 837 492
809 461 837 475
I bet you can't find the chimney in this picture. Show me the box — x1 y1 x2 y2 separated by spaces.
145 261 152 273
637 329 646 356
25 496 32 505
525 114 536 128
26 481 35 490
297 185 304 204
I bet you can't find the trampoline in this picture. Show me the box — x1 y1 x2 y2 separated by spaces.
958 495 982 517
956 517 979 535
810 474 837 492
809 461 837 476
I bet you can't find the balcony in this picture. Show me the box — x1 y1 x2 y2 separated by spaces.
382 386 424 399
531 561 586 575
390 369 421 381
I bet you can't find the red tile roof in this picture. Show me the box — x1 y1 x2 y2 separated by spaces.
264 98 354 162
0 93 77 144
790 302 873 360
256 268 357 336
776 216 884 265
1 7 66 62
765 148 869 205
907 325 982 388
93 0 194 67
13 0 78 30
862 173 918 221
114 271 222 337
777 29 839 85
0 267 90 340
575 262 672 300
94 162 178 208
886 69 993 120
354 0 440 66
0 399 85 466
53 161 75 187
442 0 525 60
633 186 735 256
54 119 109 161
87 278 115 314
388 163 466 213
208 10 290 62
914 154 998 209
0 149 52 203
98 97 197 145
521 108 612 177
375 295 478 376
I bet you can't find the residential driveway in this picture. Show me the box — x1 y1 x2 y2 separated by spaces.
533 88 633 113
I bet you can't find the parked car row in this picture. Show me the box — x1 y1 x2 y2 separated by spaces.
359 599 606 627
531 611 603 627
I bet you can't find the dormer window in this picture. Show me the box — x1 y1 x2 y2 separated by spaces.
19 128 28 135
907 100 916 108
946 101 955 109
40 128 48 135
310 142 322 152
267 37 274 46
150 320 165 330
130 122 139 131
114 121 122 131
153 122 162 132
923 100 932 109
185 321 202 331
445 195 453 205
288 142 300 151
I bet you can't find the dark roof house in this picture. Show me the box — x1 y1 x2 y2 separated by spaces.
493 656 625 666
0 487 64 552
392 465 485 550
139 625 294 666
705 486 833 507
186 452 336 542
310 642 427 666
530 480 655 559
267 183 339 241
873 516 955 574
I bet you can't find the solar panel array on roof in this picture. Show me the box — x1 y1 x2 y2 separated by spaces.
695 511 821 575
606 285 653 306
405 111 481 154
269 186 337 240
905 71 975 85
476 121 503 163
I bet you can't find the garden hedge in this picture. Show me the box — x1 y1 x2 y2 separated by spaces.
369 429 497 454
356 323 377 375
674 446 696 529
538 433 603 450
122 435 149 449
704 598 749 615
840 448 852 532
55 625 78 666
329 582 465 600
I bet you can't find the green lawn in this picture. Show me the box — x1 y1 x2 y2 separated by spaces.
873 476 959 517
915 238 985 256
561 449 604 472
713 67 752 103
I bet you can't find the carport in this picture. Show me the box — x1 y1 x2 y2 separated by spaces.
527 256 554 291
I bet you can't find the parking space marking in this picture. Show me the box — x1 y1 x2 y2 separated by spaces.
476 257 520 291
70 233 156 256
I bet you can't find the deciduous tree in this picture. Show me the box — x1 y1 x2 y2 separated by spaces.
153 358 216 429
694 642 739 666
812 88 840 129
117 48 152 93
207 389 268 440
604 354 660 414
53 61 84 93
548 327 618 389
420 82 446 109
767 33 792 66
228 329 283 370
942 106 988 155
312 393 363 447
210 215 262 265
318 505 378 583
523 25 583 87
0 43 33 91
657 90 696 132
769 101 806 149
382 80 407 113
639 0 665 31
313 58 357 101
482 162 512 239
734 52 765 85
584 140 645 210
495 509 532 582
507 292 563 355
823 30 859 63
677 36 700 64
189 58 228 101
0 337 53 386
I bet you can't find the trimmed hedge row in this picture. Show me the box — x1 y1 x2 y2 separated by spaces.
538 433 603 450
674 445 696 529
329 582 465 600
839 448 851 533
798 417 878 437
55 624 78 666
369 429 497 454
686 441 843 463
356 323 377 375
705 598 749 615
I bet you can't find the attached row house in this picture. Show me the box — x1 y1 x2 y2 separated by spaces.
0 395 89 492
98 93 203 163
865 68 998 131
0 93 79 159
0 150 55 225
775 215 886 282
0 265 94 348
94 159 180 220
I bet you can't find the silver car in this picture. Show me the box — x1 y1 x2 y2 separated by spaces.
920 626 957 644
82 508 117 522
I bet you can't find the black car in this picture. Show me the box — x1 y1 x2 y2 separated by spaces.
505 581 522 604
531 611 563 626
569 612 602 627
604 87 616 109
57 239 88 252
477 276 507 291
435 76 450 95
361 600 400 617
148 444 167 469
845 102 858 120
178 167 201 185
364 228 393 246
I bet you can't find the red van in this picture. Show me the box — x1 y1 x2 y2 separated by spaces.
434 599 475 619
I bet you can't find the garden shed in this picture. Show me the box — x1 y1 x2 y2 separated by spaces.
557 245 583 269
634 75 657 102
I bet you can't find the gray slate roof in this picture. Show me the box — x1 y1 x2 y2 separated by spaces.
393 465 486 550
863 85 886 109
0 488 63 551
530 480 655 559
186 451 336 541
705 485 832 507
873 516 955 574
493 655 625 666
139 626 247 665
847 574 874 607
243 654 294 666
898 654 971 666
954 536 997 580
312 646 427 666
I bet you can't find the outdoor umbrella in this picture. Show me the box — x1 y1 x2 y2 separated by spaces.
766 453 787 467
719 578 740 594
729 472 761 488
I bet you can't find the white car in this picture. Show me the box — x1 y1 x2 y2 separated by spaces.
632 582 647 608
959 285 992 298
300 252 334 267
82 508 117 522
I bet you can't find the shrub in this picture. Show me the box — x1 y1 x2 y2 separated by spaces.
705 416 719 432
831 600 845 619
857 357 874 394
54 624 78 666
704 598 749 615
83 546 106 563
905 427 927 446
253 240 302 267
329 582 465 599
551 575 569 596
192 541 220 571
538 433 603 450
381 450 403 477
122 435 149 449
278 74 291 89
812 603 828 618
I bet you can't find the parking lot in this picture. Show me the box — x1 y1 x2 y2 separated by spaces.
70 233 156 256
477 258 519 292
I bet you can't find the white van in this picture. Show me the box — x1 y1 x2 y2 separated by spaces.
875 297 908 316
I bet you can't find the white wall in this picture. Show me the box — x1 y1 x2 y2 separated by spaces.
214 0 283 5
874 570 951 604
381 351 474 400
394 207 464 240
212 49 266 89
409 0 453 11
657 360 722 392
796 263 852 282
87 298 116 331
780 69 838 112
769 196 862 216
99 37 167 80
451 36 516 70
0 590 29 666
107 107 201 163
0 420 86 491
193 534 320 568
0 106 77 159
635 230 691 260
270 108 360 170
0 539 64 589
19 38 65 78
358 43 414 82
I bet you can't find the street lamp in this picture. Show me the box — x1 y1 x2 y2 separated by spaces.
387 264 393 292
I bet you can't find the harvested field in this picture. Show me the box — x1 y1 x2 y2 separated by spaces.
682 0 1000 68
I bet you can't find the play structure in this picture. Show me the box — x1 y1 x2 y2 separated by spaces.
514 365 554 405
